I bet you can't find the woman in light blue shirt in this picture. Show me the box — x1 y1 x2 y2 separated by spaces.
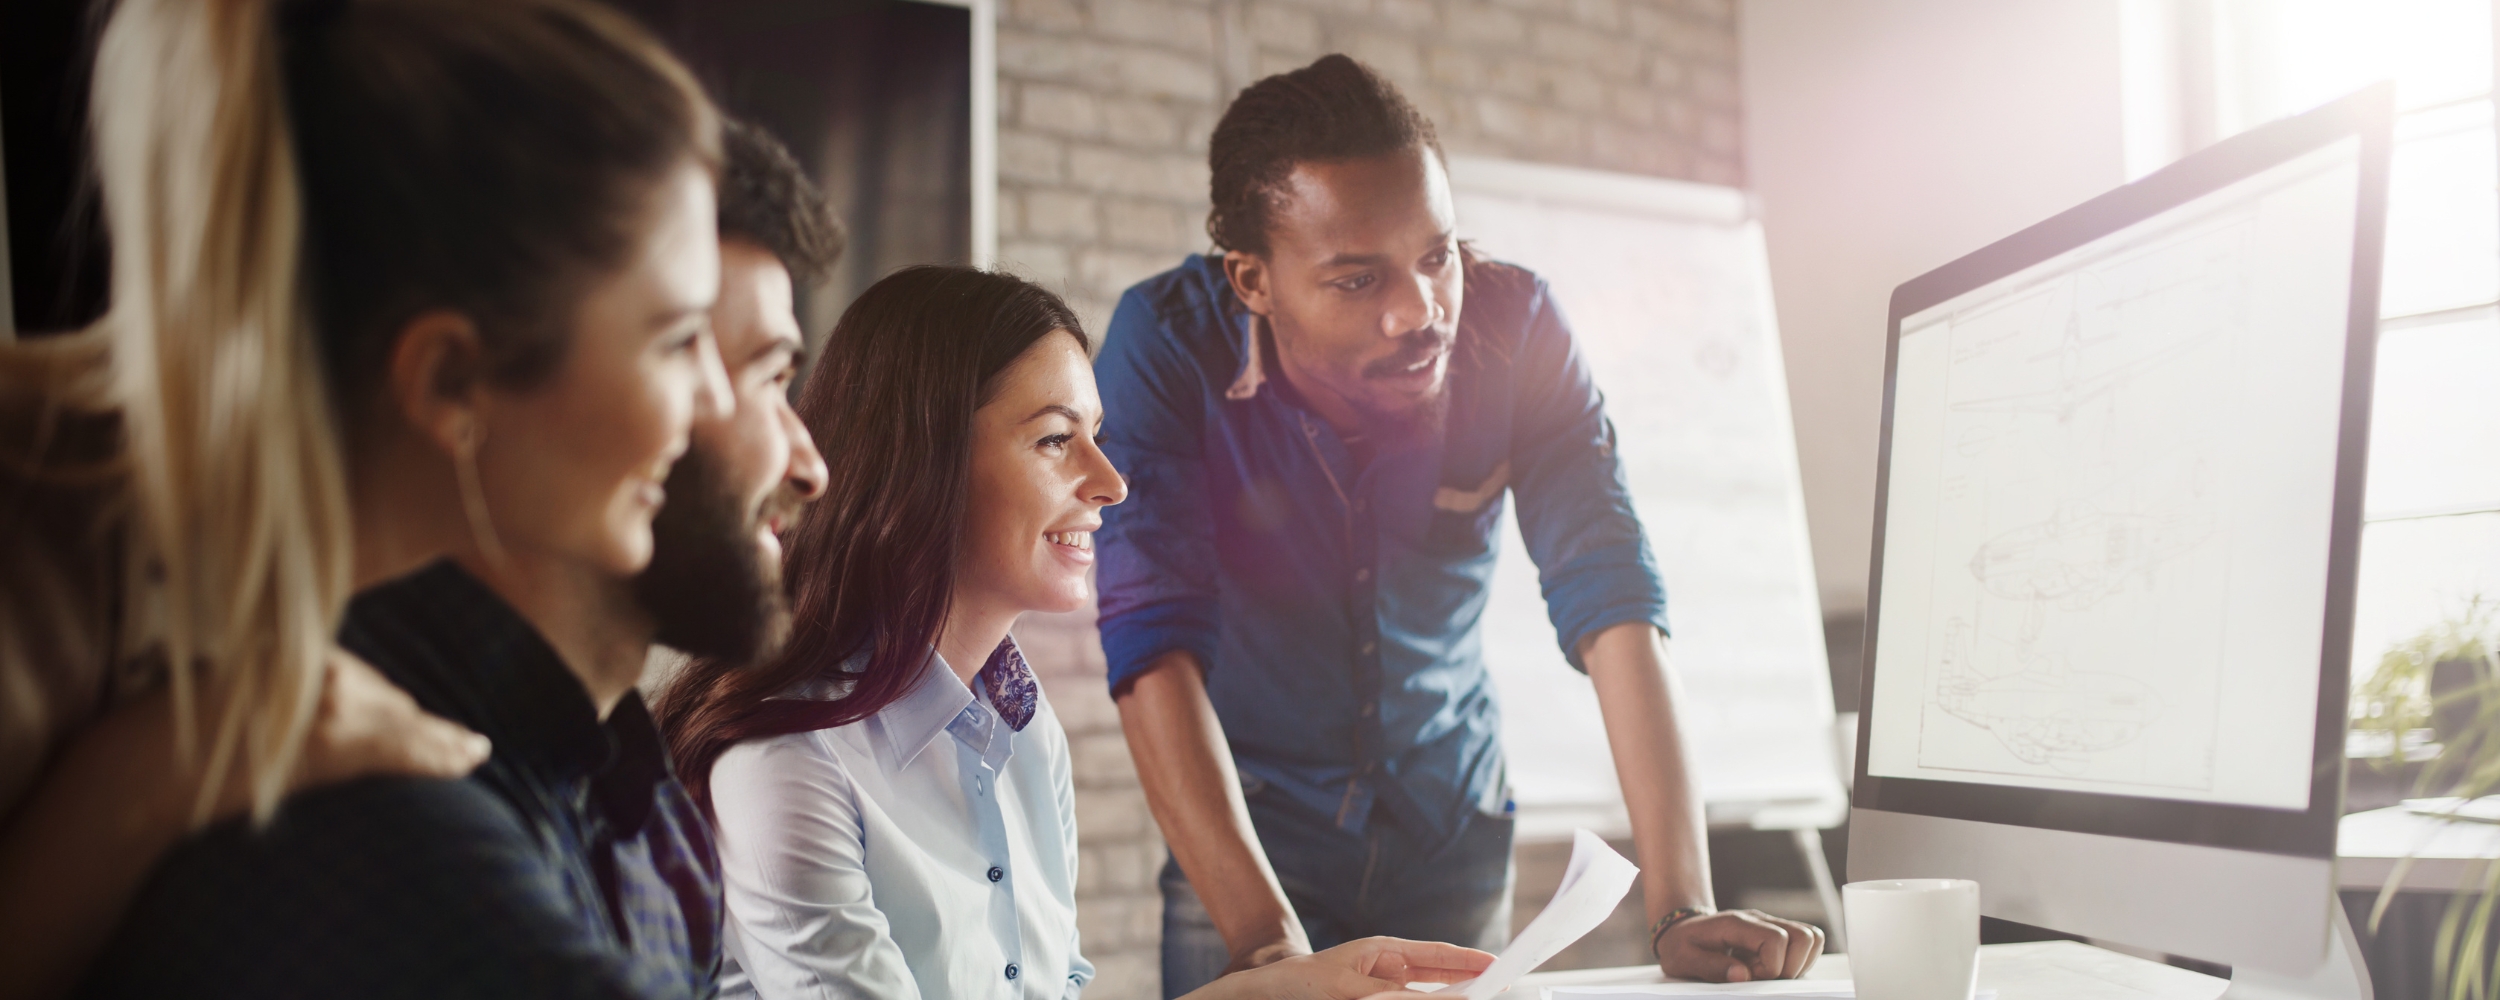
658 267 1491 1000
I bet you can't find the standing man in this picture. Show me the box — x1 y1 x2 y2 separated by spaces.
1094 56 1825 998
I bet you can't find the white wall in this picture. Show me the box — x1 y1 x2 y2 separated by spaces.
1740 0 2134 614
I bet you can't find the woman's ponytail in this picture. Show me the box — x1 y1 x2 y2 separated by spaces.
90 0 352 825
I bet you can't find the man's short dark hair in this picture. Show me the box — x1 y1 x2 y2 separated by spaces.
718 119 845 283
1205 54 1444 257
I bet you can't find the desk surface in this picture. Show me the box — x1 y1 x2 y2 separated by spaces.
1488 811 2490 996
1505 941 2227 999
2339 805 2500 890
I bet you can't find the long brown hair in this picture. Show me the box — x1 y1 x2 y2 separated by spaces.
656 266 1081 813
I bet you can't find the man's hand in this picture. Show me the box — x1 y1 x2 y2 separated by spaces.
1654 908 1826 982
1185 937 1494 1000
288 654 493 800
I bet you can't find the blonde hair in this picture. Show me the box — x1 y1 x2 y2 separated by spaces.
89 0 352 824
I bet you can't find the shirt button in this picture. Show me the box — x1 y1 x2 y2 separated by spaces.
1006 964 1021 981
1359 702 1377 718
988 866 1005 883
1360 640 1376 655
1354 567 1371 583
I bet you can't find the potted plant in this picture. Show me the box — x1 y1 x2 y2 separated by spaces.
2355 596 2500 999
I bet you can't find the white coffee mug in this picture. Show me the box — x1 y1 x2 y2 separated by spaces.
1843 878 1980 1000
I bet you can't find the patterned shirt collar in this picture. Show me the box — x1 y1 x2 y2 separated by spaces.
876 635 1036 768
978 637 1039 731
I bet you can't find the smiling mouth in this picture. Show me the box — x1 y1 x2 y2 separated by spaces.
1044 531 1093 550
1366 341 1449 382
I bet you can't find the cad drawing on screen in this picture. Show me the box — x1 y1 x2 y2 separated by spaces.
1911 210 2262 789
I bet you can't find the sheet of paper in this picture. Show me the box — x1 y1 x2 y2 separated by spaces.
1545 986 1997 999
1449 829 1641 1000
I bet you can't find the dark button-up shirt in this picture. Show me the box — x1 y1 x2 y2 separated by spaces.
1093 253 1670 852
82 561 722 999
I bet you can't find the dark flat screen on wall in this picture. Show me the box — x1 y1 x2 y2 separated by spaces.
607 0 975 344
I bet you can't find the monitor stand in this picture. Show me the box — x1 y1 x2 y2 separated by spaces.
2221 905 2371 1000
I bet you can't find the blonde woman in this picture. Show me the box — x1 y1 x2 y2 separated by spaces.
2 0 727 997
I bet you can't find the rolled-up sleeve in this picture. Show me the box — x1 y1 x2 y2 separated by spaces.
1093 287 1222 694
710 738 920 1000
1505 279 1671 669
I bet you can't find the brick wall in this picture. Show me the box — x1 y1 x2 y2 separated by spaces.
993 3 1740 997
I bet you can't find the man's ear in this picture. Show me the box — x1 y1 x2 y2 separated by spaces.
385 309 490 456
1222 250 1274 317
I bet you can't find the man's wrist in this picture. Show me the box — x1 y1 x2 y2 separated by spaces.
1648 906 1714 954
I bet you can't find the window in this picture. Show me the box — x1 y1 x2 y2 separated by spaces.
2185 1 2500 692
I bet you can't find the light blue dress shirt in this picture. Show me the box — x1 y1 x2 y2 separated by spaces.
709 644 1091 999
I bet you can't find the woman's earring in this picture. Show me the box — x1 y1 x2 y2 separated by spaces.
451 417 510 571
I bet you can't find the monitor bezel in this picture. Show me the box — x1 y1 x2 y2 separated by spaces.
1853 83 2394 859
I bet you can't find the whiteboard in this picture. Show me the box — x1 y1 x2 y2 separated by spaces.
1447 156 1844 839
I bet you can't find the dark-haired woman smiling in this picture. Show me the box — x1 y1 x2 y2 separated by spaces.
657 266 1490 1000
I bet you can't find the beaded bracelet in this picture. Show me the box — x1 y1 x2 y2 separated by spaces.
1648 906 1715 953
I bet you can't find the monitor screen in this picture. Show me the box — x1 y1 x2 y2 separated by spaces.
1864 139 2364 813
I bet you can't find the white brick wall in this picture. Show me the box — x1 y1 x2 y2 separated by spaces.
1014 604 1167 996
995 4 1740 996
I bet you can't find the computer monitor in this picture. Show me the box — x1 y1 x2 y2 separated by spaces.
1850 82 2392 990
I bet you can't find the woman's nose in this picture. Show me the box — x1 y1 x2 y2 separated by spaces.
1087 442 1129 506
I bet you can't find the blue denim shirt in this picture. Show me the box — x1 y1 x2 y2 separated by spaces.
1093 253 1670 852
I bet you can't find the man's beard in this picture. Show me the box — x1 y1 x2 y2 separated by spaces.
634 445 795 665
1355 330 1454 441
1359 386 1449 444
